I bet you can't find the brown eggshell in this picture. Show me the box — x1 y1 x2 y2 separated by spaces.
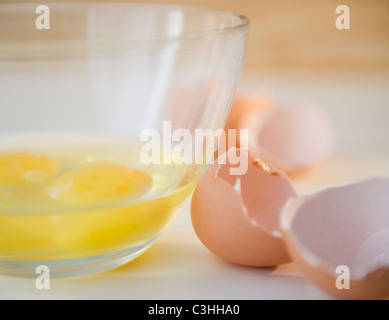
225 93 271 131
281 178 389 300
239 104 335 173
216 93 271 160
191 149 296 267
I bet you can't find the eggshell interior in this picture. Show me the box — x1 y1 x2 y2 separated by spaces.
282 177 389 299
217 153 297 238
242 104 335 173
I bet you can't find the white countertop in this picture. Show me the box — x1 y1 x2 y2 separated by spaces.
1 70 388 300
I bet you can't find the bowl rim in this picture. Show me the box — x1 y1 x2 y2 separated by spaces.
0 1 250 42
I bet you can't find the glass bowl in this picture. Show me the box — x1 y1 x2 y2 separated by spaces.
0 2 249 277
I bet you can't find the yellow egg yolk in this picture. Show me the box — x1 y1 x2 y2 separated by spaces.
47 163 152 206
0 153 58 186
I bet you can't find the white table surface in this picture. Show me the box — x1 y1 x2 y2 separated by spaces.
1 70 388 300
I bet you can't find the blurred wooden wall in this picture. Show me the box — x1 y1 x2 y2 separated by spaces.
4 0 389 70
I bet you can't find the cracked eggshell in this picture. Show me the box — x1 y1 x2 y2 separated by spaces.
281 178 389 300
225 93 271 131
191 149 297 267
239 104 335 173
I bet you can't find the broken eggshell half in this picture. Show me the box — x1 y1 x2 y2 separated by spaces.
225 93 272 131
238 104 335 174
281 177 389 300
191 148 297 267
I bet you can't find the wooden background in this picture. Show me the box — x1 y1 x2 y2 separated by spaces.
3 0 389 71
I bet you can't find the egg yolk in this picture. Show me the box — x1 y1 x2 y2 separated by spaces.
47 163 152 206
0 153 58 186
0 215 54 255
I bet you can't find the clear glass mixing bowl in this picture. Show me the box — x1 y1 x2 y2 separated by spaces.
0 2 249 277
